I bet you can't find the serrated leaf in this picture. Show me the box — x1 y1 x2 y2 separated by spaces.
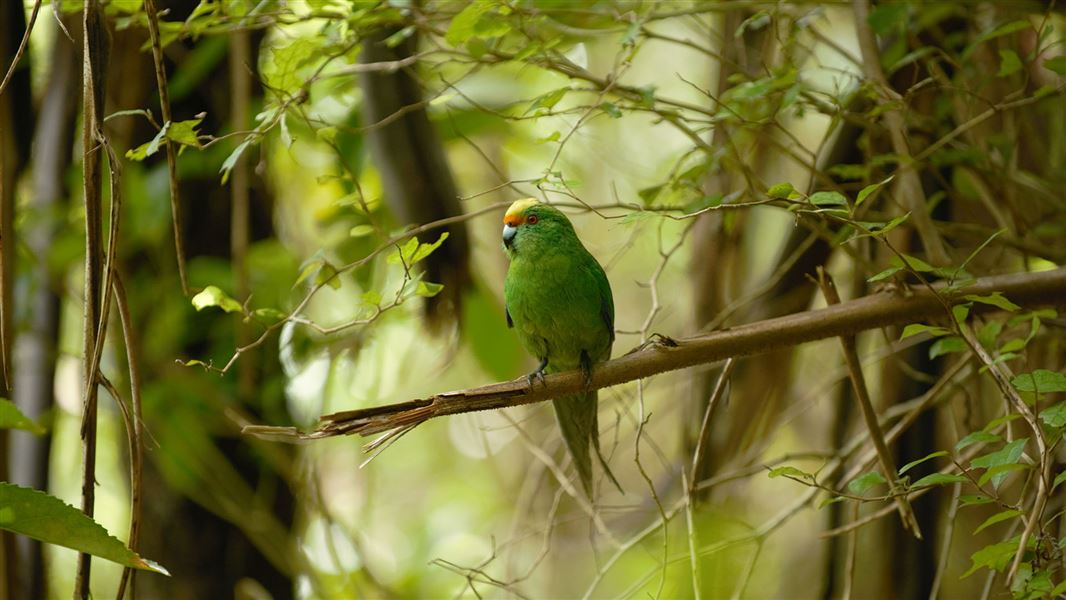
900 323 950 340
767 466 812 480
911 473 967 488
848 470 886 493
809 191 847 207
0 399 45 435
416 281 444 298
964 292 1020 312
855 176 893 206
1039 402 1066 428
899 451 948 475
0 483 169 575
1044 56 1066 75
956 430 1001 451
191 286 243 313
998 49 1022 77
125 123 169 161
166 118 203 148
973 509 1023 535
1011 369 1066 393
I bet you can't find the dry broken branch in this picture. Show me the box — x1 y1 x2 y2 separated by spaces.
243 267 1066 442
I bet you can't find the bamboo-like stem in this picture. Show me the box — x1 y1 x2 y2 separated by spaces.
816 268 922 538
74 0 106 595
242 267 1066 442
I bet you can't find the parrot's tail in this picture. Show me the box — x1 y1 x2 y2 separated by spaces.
552 391 623 498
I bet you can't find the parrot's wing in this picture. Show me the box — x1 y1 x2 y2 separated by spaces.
593 261 615 345
505 304 513 328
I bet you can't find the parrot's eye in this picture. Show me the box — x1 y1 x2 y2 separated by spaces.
526 214 538 225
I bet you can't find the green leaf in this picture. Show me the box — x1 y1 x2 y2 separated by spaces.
125 124 169 161
983 413 1022 432
220 138 254 184
1039 402 1066 428
851 213 910 239
962 535 1031 578
0 399 45 435
971 438 1027 489
964 292 1020 312
165 118 203 148
973 509 1023 535
997 49 1022 77
0 483 168 575
407 232 450 265
977 462 1031 487
361 290 382 306
955 430 1001 451
349 224 375 238
264 38 316 93
1053 471 1066 491
191 286 243 313
767 466 812 480
808 191 847 207
929 336 965 359
867 2 908 35
899 451 948 475
900 323 950 340
911 473 967 488
1044 56 1066 75
855 176 893 206
525 87 569 115
1011 369 1066 393
767 182 794 199
415 281 444 298
959 494 994 507
599 102 622 118
952 303 970 324
868 266 901 282
847 470 886 493
445 1 493 46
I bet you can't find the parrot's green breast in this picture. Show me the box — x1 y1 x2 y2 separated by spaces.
505 250 612 370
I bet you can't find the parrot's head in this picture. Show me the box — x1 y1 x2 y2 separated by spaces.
501 198 576 257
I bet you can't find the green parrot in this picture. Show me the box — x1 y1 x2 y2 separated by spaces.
502 198 621 497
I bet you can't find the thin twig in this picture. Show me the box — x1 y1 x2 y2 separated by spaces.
113 274 144 600
0 0 41 100
143 0 189 295
689 357 735 498
816 267 922 538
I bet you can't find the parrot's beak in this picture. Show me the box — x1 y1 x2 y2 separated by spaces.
502 223 517 247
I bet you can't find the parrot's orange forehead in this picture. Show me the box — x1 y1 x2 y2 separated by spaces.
503 198 539 226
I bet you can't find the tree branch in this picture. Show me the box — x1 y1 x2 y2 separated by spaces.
244 267 1066 442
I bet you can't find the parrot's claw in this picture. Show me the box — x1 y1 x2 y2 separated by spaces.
525 358 549 389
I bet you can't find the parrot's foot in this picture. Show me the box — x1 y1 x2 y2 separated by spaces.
525 357 548 389
580 350 594 392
